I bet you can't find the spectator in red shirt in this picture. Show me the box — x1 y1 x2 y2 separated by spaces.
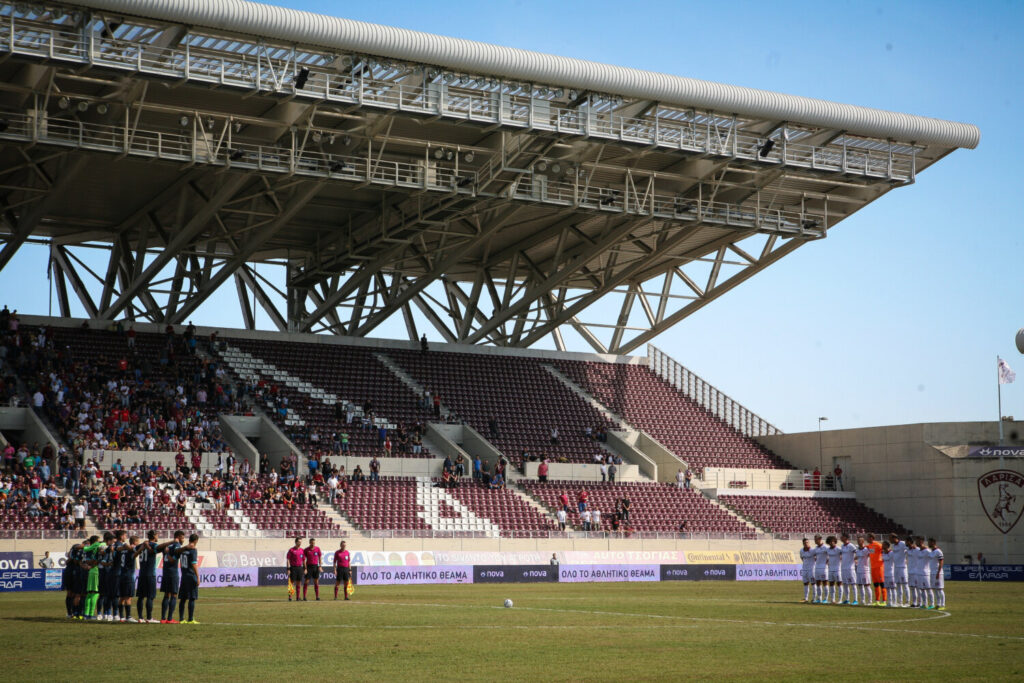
538 460 549 482
577 488 588 513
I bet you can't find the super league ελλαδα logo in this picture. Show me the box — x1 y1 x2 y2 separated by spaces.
978 469 1024 535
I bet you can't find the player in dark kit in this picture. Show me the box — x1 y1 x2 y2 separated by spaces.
116 535 138 622
177 533 201 624
134 531 160 622
157 530 187 623
303 538 323 601
98 531 118 621
64 542 85 619
333 541 351 601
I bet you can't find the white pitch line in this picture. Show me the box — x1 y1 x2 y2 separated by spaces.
192 597 1024 642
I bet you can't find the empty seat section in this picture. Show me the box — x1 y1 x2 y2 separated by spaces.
553 360 790 472
718 494 911 536
521 480 750 534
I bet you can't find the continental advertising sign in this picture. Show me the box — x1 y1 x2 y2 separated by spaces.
683 550 797 564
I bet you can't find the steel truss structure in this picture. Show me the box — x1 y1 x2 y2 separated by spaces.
0 2 976 353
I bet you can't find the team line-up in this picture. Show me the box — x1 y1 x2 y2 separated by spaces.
799 533 946 609
59 531 355 624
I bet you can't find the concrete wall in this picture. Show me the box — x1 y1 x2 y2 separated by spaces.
521 461 641 482
0 406 60 458
0 534 807 560
759 421 1024 563
614 429 686 483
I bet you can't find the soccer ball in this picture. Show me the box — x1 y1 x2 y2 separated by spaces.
504 599 513 608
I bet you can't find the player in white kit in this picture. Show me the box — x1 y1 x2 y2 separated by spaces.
906 537 920 607
889 534 909 607
881 540 895 606
799 538 815 603
916 535 933 609
838 534 857 604
825 536 841 604
811 535 828 604
926 537 945 609
854 536 872 606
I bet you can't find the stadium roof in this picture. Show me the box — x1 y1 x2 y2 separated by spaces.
0 1 978 354
82 0 979 148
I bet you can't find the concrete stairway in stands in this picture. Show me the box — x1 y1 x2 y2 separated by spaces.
315 501 361 538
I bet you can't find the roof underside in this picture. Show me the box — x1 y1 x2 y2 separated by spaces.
0 1 978 353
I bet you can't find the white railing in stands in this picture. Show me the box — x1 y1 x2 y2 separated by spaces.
648 345 781 439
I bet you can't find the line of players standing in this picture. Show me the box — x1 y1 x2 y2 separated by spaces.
62 529 202 624
799 533 946 609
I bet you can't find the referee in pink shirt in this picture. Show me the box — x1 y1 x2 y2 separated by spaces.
286 538 305 602
334 541 352 601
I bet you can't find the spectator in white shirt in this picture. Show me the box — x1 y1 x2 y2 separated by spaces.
582 508 592 531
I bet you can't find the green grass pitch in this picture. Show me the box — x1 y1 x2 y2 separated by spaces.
2 582 1022 681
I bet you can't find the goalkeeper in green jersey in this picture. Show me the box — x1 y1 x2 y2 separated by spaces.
80 535 106 620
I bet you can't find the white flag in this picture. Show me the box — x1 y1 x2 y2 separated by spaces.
998 357 1016 384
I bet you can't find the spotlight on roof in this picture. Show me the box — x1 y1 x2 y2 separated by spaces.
445 150 454 161
463 152 474 163
759 139 775 157
179 115 190 127
58 96 70 110
95 103 109 115
294 67 310 90
75 100 88 113
535 161 548 173
433 148 445 160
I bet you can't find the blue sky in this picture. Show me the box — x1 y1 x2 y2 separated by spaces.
1 0 1020 432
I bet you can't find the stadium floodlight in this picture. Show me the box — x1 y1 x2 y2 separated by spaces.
294 67 310 89
536 161 548 173
57 96 70 110
759 139 775 157
95 103 108 115
178 115 190 127
463 152 474 163
75 100 88 113
433 148 445 160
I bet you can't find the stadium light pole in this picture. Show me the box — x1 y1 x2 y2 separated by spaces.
817 417 828 487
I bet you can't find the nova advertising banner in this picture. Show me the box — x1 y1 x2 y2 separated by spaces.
474 565 558 584
736 564 802 581
660 564 736 581
355 565 474 585
0 552 33 570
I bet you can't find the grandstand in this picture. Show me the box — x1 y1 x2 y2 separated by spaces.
0 0 987 561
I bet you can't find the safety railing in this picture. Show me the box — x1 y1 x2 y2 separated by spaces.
0 108 828 237
648 345 781 438
0 8 915 181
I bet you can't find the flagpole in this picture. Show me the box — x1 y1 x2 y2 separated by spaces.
997 355 1004 446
